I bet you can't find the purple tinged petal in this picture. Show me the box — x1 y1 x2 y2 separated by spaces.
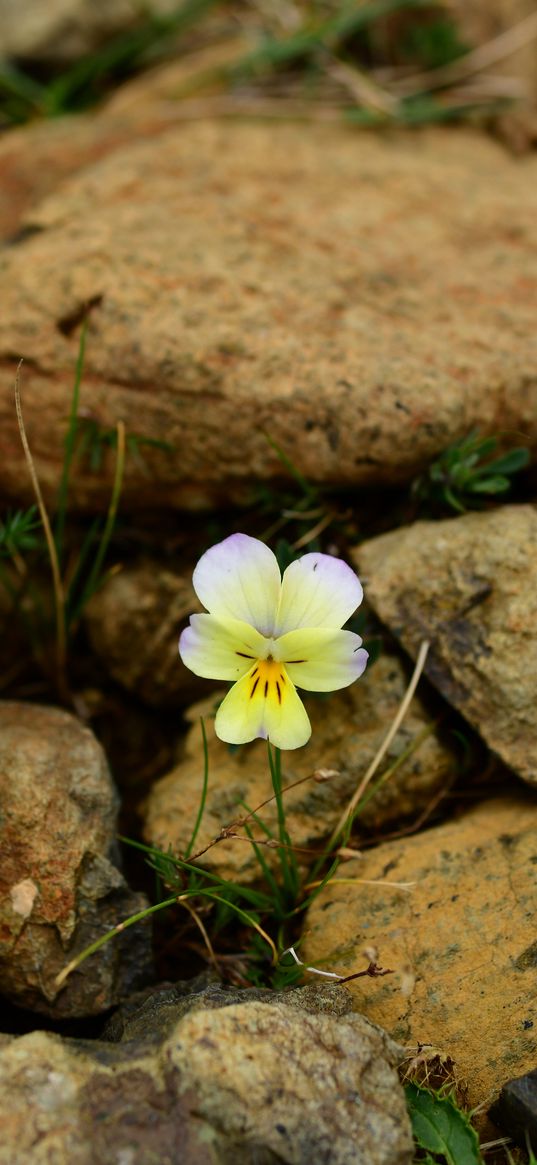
192 533 281 635
275 553 363 635
179 614 267 680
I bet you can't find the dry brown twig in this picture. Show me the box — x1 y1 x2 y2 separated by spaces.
329 640 431 847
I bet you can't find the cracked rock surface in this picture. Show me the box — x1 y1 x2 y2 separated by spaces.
304 795 537 1109
0 701 152 1017
0 980 413 1165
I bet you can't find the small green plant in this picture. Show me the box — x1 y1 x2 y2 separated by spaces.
73 416 173 474
55 625 432 991
411 431 530 514
0 507 41 560
405 1082 484 1165
5 327 125 697
401 16 468 70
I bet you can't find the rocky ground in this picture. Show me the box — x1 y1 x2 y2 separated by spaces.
1 2 537 1161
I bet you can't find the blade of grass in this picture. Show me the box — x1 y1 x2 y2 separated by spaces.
120 836 275 911
241 819 281 903
43 0 219 115
268 743 299 900
199 890 278 963
14 363 67 692
69 419 126 621
55 894 180 988
55 320 88 568
261 432 317 501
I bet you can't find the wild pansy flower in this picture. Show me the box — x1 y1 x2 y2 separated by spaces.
179 534 368 750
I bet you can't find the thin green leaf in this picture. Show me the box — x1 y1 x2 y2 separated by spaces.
120 836 273 911
242 820 281 904
72 420 125 614
479 447 530 476
0 507 41 557
42 0 218 114
443 486 466 513
469 475 510 494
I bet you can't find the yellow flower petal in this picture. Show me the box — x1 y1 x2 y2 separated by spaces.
179 614 268 680
275 627 368 691
192 534 281 636
275 553 363 634
215 662 311 750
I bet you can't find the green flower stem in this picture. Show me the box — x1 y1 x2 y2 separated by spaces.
267 743 299 902
184 717 209 858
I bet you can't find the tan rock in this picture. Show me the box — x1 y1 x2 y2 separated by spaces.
0 123 536 512
0 113 164 242
143 653 455 882
0 701 151 1016
354 504 537 785
0 41 249 241
0 0 181 62
303 795 537 1109
0 981 413 1165
84 561 204 706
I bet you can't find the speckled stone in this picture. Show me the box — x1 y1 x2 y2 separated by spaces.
0 701 152 1017
304 794 537 1110
0 981 413 1165
355 504 537 785
84 561 205 707
0 123 536 511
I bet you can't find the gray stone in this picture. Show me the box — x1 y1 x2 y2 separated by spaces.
491 1067 537 1153
0 980 413 1165
354 504 537 785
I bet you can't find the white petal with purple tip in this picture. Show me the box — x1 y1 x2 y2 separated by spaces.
179 614 268 681
274 553 363 635
192 534 281 635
